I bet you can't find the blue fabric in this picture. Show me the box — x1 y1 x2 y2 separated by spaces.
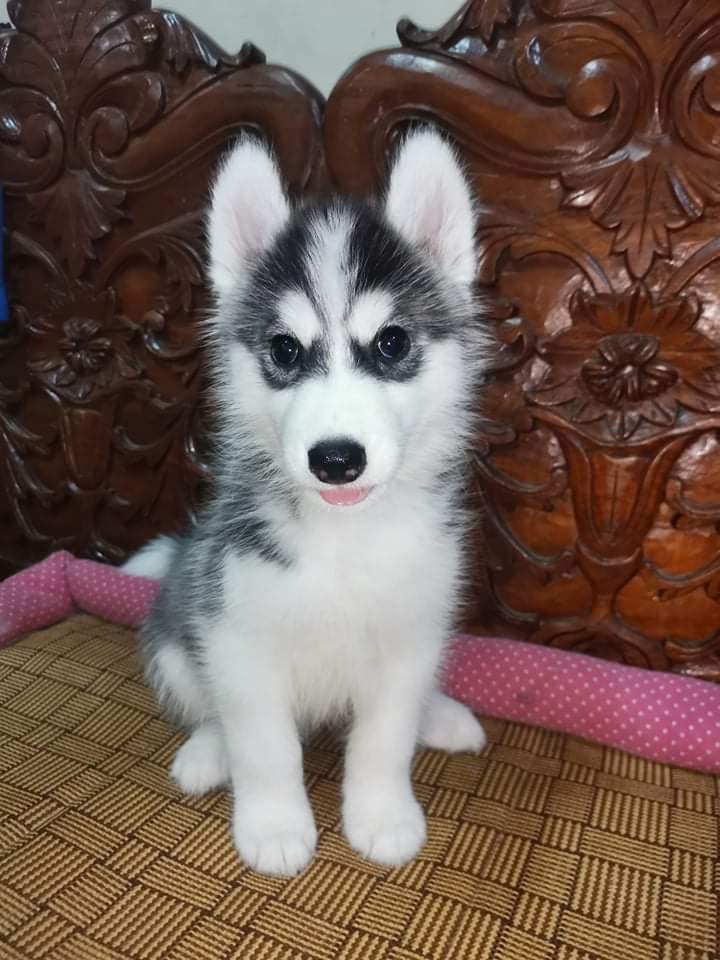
0 188 8 325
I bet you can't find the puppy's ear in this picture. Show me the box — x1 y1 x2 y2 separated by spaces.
385 129 477 286
207 138 290 295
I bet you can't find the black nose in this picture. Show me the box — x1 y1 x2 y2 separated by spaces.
308 439 367 485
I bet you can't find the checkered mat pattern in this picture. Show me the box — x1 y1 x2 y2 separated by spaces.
0 617 717 960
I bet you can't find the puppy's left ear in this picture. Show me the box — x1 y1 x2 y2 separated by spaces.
385 129 477 287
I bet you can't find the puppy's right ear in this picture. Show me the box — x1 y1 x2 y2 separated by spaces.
207 138 290 295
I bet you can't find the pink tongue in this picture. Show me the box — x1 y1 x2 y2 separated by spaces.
320 487 370 507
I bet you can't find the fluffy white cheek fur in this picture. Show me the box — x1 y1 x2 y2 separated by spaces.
225 345 277 444
366 340 472 491
410 342 471 452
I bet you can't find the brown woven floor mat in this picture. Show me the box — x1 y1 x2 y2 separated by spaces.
0 616 717 959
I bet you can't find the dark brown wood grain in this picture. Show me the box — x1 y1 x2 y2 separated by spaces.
326 0 720 680
0 0 325 576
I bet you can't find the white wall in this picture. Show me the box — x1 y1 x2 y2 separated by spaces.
169 0 453 95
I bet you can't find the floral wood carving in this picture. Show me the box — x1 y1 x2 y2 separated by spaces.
28 287 142 403
326 0 720 680
0 0 324 576
531 285 720 442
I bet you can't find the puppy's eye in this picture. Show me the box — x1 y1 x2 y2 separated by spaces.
271 334 301 367
375 326 410 362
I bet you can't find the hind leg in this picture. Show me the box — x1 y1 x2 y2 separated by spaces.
419 688 487 753
148 642 229 795
170 722 229 794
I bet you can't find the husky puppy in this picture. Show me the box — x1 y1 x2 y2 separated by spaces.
126 129 492 876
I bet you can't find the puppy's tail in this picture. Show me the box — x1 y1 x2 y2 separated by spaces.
121 535 178 580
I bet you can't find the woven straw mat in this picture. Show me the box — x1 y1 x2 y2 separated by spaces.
0 616 717 959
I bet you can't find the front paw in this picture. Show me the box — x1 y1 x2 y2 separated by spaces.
343 786 426 867
233 797 317 877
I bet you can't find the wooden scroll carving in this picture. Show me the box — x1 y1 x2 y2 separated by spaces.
326 0 720 679
0 0 324 576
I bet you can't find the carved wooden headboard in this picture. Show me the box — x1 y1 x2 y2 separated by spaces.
325 0 720 680
0 0 324 573
3 0 720 680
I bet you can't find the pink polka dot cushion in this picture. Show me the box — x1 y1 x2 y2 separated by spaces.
444 636 720 773
1 552 719 773
0 552 157 641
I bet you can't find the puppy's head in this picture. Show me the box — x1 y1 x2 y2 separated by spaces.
207 130 489 510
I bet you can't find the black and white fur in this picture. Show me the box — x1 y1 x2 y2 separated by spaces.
126 130 493 876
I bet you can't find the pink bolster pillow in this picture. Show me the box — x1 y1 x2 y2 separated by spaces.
1 551 719 773
444 636 720 773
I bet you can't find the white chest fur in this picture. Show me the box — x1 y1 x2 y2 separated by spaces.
220 497 460 723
